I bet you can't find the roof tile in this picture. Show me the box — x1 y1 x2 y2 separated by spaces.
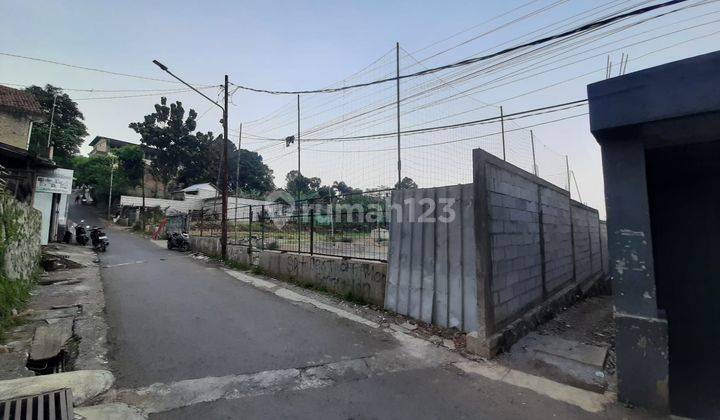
0 85 45 116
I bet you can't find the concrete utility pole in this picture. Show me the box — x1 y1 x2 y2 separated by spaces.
47 93 58 159
141 148 146 230
297 95 301 253
235 123 242 228
108 156 117 219
152 60 231 260
221 75 229 259
395 42 401 188
530 130 537 176
500 106 506 161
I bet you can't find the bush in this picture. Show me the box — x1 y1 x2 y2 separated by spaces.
0 275 33 340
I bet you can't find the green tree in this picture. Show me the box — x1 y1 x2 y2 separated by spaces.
128 97 198 195
114 145 144 188
235 149 275 194
285 170 321 199
25 85 88 167
72 155 129 206
395 176 418 190
175 133 275 194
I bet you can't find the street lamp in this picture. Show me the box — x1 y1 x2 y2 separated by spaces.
47 93 58 160
108 155 118 219
152 60 230 260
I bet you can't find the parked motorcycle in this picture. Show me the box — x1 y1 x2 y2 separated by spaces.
167 231 190 252
90 226 109 252
62 228 72 244
75 222 89 246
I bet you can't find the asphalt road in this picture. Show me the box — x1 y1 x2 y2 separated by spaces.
68 202 643 419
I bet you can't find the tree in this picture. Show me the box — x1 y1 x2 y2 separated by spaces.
25 85 88 167
129 97 199 195
175 133 275 195
285 171 321 199
175 130 216 188
235 149 275 194
114 145 144 188
72 155 129 205
395 176 418 190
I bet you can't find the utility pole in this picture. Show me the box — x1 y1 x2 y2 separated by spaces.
395 42 401 188
221 75 229 259
297 95 301 192
107 156 116 219
565 155 571 194
235 123 242 227
297 95 301 253
530 130 537 176
500 106 506 161
152 60 230 259
47 94 58 160
141 149 146 230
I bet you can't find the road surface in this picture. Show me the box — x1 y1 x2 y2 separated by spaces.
69 202 641 419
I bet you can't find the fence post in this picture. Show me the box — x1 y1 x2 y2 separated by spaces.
200 210 204 237
234 207 238 245
260 205 265 249
309 208 314 255
248 206 253 254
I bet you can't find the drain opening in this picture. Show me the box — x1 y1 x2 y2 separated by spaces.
0 388 74 419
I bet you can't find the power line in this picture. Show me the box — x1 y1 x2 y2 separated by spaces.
230 0 690 95
304 112 588 153
236 98 588 143
0 82 222 93
0 52 183 83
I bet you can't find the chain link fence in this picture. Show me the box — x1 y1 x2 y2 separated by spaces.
189 189 392 261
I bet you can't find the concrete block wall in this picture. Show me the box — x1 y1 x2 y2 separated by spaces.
471 149 607 355
540 187 574 294
486 165 543 326
571 203 592 282
599 221 609 274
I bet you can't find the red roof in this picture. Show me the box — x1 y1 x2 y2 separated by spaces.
0 85 44 117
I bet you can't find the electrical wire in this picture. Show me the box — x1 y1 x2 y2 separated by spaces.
230 0 691 95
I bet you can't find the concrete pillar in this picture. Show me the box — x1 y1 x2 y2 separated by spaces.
601 137 668 410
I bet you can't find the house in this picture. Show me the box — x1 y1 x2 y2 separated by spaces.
88 135 166 197
88 136 136 156
172 183 219 200
119 183 277 222
0 85 45 151
0 85 73 244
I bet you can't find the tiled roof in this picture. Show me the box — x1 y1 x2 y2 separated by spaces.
0 85 45 116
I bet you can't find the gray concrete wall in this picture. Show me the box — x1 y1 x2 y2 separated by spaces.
481 153 606 331
486 164 543 326
188 236 250 266
384 184 478 331
258 251 387 306
187 236 386 306
599 221 608 275
387 149 607 356
540 187 574 294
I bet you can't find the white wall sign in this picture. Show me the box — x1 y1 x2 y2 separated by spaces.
35 168 74 194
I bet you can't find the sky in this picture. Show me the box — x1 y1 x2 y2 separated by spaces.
2 0 720 218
